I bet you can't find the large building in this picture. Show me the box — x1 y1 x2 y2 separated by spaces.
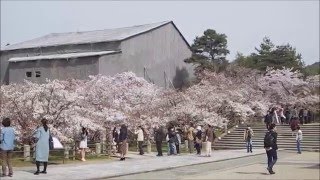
0 21 194 87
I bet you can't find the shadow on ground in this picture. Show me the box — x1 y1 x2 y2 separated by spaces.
302 164 320 169
236 172 269 175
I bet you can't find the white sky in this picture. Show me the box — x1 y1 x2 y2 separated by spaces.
1 1 319 65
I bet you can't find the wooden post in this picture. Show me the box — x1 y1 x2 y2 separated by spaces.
72 141 76 161
23 144 31 161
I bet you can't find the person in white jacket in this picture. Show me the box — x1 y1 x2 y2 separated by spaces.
296 126 303 154
135 126 144 155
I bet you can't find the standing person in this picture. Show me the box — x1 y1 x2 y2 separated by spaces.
204 124 214 157
264 123 278 175
0 118 15 177
187 123 195 154
284 106 291 125
79 127 88 161
167 127 176 155
299 108 304 125
278 107 286 125
264 111 273 130
175 129 182 155
307 110 313 123
195 126 202 155
112 127 119 153
34 118 50 175
303 108 308 124
244 125 254 153
291 106 298 119
296 126 303 154
135 126 144 155
118 124 128 161
154 125 165 156
272 107 279 124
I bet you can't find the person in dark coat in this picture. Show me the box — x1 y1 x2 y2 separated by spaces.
118 124 128 161
154 125 165 156
194 126 202 155
264 123 278 174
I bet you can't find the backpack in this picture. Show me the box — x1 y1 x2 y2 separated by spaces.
264 114 272 123
264 131 274 147
247 130 252 138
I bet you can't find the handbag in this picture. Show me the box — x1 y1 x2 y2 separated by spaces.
49 134 54 150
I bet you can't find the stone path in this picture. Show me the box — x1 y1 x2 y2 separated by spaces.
1 149 266 180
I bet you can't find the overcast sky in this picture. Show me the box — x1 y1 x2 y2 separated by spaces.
1 1 319 65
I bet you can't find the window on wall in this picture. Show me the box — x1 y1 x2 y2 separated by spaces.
26 72 32 77
35 71 41 77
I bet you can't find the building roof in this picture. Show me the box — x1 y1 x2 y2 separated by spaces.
2 21 188 51
8 51 120 62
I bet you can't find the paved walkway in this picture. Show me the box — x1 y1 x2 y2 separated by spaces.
2 149 266 180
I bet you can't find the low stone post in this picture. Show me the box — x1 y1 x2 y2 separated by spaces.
147 140 151 154
24 144 31 161
64 144 70 159
95 143 101 156
184 140 188 152
201 142 207 155
126 143 129 155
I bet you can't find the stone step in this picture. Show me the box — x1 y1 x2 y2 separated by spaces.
213 144 319 148
216 141 320 147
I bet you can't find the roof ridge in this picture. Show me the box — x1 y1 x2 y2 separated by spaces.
2 20 172 51
48 20 171 36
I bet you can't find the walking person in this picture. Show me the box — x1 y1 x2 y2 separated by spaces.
296 126 303 154
187 123 195 154
79 127 88 161
135 126 144 155
264 123 278 174
244 125 254 153
118 124 128 161
34 118 50 175
0 118 15 177
204 124 214 157
154 125 165 156
195 126 202 155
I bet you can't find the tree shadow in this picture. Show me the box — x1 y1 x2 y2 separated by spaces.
236 171 269 175
172 67 190 90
